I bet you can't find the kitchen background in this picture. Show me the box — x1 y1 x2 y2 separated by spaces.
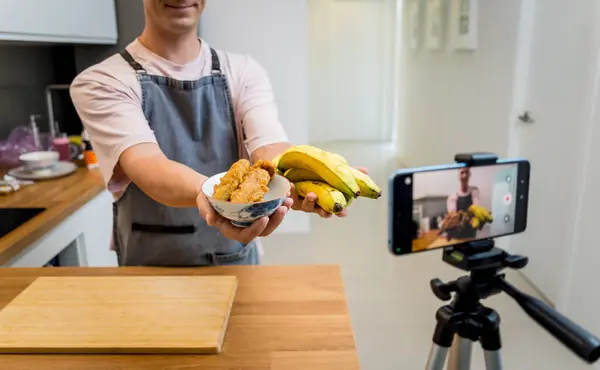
2 0 600 369
0 0 143 139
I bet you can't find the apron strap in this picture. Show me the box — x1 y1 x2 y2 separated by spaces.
210 48 221 75
120 50 146 73
120 47 220 75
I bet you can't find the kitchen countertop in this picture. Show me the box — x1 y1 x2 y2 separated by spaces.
413 230 472 252
0 167 106 265
0 265 360 369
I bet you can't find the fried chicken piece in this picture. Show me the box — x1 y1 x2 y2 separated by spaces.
213 159 251 201
230 161 274 203
251 159 276 179
441 211 467 231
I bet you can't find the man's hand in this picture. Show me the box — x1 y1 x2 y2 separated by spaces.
196 190 294 244
291 166 369 218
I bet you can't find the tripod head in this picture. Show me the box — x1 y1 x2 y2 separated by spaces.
428 153 600 364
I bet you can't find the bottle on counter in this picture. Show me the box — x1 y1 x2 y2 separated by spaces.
81 130 99 170
29 114 42 150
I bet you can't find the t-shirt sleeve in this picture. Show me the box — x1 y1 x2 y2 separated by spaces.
233 55 289 154
70 70 157 192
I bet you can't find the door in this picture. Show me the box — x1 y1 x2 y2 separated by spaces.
511 0 599 308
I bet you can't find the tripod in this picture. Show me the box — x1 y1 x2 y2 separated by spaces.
425 240 600 370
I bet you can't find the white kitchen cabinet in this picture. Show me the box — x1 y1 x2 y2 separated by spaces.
5 190 118 268
0 0 118 44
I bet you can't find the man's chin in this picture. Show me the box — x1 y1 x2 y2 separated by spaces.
164 18 199 33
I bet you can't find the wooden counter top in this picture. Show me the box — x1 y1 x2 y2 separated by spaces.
0 265 360 369
0 167 106 265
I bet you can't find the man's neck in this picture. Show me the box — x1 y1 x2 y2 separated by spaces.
459 185 469 194
138 27 201 65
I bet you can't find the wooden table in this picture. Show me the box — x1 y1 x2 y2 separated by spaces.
0 265 360 369
0 167 106 265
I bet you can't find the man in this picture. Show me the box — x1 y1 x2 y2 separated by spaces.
71 0 360 266
446 168 480 238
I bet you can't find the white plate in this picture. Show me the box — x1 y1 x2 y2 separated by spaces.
8 161 78 181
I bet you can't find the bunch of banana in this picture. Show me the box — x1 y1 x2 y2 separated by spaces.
271 145 382 214
468 204 494 229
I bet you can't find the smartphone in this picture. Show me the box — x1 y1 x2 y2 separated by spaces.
388 159 530 256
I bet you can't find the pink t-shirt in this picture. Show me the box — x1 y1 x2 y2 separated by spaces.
70 38 288 197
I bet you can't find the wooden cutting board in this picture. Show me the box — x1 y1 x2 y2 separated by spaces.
0 276 237 354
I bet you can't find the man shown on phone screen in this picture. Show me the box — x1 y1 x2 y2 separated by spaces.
446 168 480 238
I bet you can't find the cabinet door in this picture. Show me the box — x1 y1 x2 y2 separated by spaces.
512 0 597 307
0 0 117 44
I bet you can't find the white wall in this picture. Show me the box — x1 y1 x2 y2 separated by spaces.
199 0 310 234
413 166 498 210
308 0 399 143
398 0 523 166
398 0 600 346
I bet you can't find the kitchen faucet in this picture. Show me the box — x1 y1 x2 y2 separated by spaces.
45 84 71 139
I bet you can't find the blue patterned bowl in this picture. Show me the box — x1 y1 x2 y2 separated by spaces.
202 172 291 228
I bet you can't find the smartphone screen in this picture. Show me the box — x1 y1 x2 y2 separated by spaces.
389 160 530 255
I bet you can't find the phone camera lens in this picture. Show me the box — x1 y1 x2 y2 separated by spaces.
404 177 412 185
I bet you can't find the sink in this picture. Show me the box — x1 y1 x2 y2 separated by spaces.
0 208 45 238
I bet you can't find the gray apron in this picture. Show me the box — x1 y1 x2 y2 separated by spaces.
112 47 259 267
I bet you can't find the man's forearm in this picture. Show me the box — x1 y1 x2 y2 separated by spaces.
251 142 291 163
140 157 207 208
119 144 206 208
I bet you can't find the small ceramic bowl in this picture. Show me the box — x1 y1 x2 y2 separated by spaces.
202 173 291 228
19 151 59 172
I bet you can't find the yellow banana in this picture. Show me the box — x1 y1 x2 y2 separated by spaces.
328 152 349 165
343 192 354 207
468 205 494 227
271 154 284 175
294 181 347 214
284 168 354 208
469 205 493 222
278 146 360 198
469 205 481 219
348 166 382 199
284 168 323 183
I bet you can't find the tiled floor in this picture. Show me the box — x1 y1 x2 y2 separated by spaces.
261 143 595 369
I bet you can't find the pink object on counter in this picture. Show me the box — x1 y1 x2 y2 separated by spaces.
51 136 71 161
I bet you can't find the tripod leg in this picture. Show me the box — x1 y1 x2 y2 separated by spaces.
479 308 502 370
481 320 503 370
447 335 473 370
483 350 502 370
426 343 449 370
426 312 455 370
